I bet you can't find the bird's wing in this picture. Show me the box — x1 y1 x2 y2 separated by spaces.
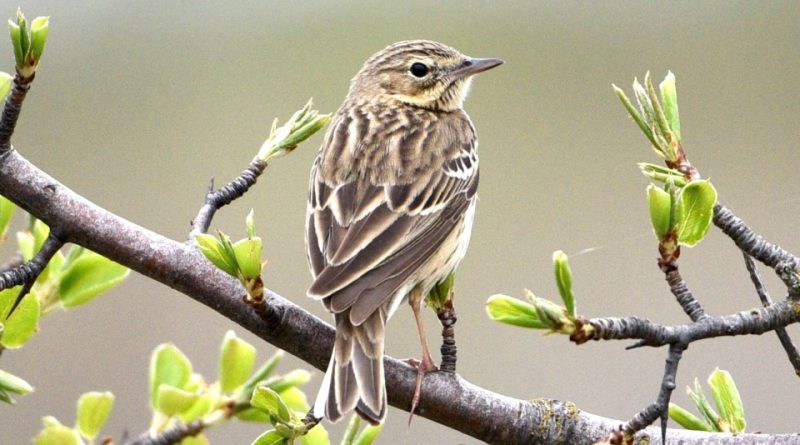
305 113 478 326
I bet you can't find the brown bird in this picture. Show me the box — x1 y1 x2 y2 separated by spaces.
306 40 502 424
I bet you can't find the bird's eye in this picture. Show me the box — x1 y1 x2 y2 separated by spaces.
409 62 429 78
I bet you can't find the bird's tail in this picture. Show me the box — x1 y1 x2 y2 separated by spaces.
314 310 387 424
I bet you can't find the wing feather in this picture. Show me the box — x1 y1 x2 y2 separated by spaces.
305 108 478 326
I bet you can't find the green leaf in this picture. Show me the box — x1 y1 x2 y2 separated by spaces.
426 271 455 311
155 385 200 416
29 16 48 62
195 233 238 276
257 99 331 162
0 286 20 320
530 292 569 331
17 231 35 261
659 71 680 141
708 368 746 433
638 163 688 187
235 407 271 423
300 423 330 445
8 19 23 68
183 373 205 393
42 416 63 428
278 386 309 412
16 9 30 65
251 430 288 445
62 246 85 268
552 251 575 317
264 369 311 394
31 219 49 252
251 386 291 424
246 209 257 238
241 351 284 396
633 78 662 156
647 184 673 240
149 343 193 409
219 330 257 393
675 180 718 247
179 392 216 423
217 230 239 269
485 294 546 329
0 387 13 404
1 289 40 348
58 251 129 308
232 237 263 280
687 378 721 432
180 434 210 445
279 113 331 151
0 194 15 240
668 402 714 432
341 415 360 445
644 72 671 151
612 84 657 150
353 423 383 445
76 391 114 440
0 368 33 395
34 423 83 445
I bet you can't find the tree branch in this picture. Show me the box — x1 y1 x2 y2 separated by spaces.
2 233 64 313
189 159 267 239
742 253 800 375
2 145 800 444
0 72 33 152
574 300 800 347
713 204 800 270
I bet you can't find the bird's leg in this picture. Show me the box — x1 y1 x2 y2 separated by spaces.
436 295 457 374
408 285 438 419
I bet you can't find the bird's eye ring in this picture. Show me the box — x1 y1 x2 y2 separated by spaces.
409 62 429 78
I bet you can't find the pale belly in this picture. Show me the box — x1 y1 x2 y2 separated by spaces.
384 199 477 319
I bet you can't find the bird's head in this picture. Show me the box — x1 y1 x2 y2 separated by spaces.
348 40 503 111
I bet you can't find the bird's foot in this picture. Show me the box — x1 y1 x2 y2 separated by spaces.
407 354 438 424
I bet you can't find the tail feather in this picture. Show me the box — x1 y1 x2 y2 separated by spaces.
314 310 387 424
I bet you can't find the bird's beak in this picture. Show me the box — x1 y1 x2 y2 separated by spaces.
450 57 504 79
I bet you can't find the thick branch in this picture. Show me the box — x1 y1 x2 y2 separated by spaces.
1 150 798 444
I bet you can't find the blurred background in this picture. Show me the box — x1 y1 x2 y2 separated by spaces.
1 1 798 443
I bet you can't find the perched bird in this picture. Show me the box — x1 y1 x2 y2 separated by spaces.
305 40 502 424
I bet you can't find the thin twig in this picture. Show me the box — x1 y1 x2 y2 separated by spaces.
665 268 706 322
743 252 800 375
189 159 267 238
0 72 34 152
122 421 203 445
573 299 800 347
619 343 686 444
713 204 800 270
1 233 64 313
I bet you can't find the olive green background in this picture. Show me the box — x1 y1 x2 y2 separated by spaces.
1 1 798 443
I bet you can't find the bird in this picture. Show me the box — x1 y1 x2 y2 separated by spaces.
305 40 502 424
